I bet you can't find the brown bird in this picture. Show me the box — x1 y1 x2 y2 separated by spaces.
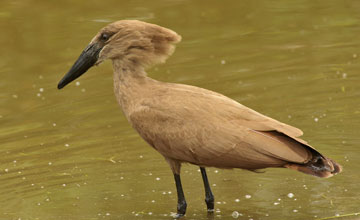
57 20 342 217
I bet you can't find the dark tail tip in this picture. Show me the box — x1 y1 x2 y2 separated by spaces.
285 156 342 178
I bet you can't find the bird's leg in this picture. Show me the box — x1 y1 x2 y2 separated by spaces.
174 173 187 218
200 167 215 212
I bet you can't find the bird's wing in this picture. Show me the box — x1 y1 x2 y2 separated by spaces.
129 104 312 169
168 83 304 138
127 84 316 169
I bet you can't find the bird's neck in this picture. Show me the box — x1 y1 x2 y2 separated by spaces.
112 59 152 116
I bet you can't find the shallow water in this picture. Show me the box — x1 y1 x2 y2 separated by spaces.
1 0 360 219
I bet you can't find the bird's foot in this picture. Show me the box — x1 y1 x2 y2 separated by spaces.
172 213 185 219
205 196 214 212
207 208 215 213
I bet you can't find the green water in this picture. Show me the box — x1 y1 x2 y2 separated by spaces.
0 0 359 219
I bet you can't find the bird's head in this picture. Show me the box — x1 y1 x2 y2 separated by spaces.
57 20 181 89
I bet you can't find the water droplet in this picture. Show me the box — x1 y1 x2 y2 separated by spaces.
75 82 80 86
245 195 251 199
232 211 239 218
293 209 298 213
234 199 240 202
287 193 294 198
39 88 44 92
155 177 160 181
314 118 319 122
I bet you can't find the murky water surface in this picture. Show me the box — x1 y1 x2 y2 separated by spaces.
1 0 359 219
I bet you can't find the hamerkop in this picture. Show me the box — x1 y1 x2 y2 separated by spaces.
57 20 342 217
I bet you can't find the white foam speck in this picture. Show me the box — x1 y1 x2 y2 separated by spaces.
245 195 251 199
75 82 80 86
232 211 239 218
39 88 44 92
287 193 294 198
235 199 240 202
314 118 319 122
155 177 160 181
293 209 298 213
221 60 226 65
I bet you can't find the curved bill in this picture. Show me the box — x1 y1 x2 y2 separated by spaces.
57 43 102 89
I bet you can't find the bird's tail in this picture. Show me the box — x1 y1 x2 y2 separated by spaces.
285 155 342 178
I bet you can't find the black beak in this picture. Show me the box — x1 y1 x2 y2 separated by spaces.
57 43 102 89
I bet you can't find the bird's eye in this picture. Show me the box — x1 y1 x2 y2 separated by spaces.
100 33 110 41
